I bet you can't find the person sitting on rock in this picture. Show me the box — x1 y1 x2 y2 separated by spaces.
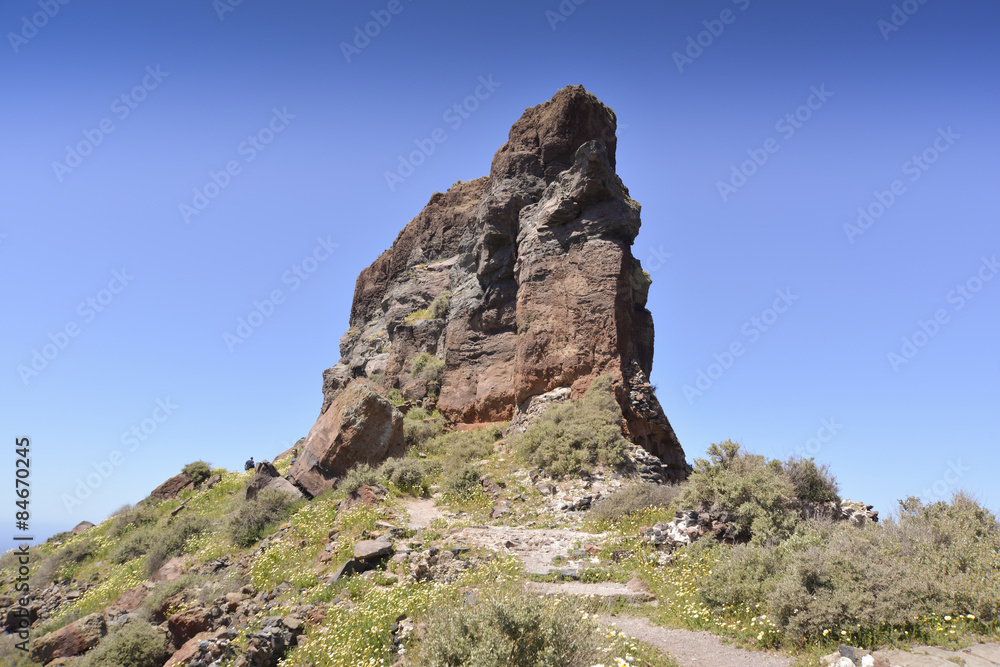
244 457 255 471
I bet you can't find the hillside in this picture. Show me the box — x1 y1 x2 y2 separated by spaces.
2 86 997 667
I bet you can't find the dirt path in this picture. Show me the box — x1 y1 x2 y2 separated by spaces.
598 615 795 667
399 498 440 529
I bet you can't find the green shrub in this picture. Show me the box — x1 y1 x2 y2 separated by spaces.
35 536 98 583
442 465 482 498
412 585 599 666
406 406 429 421
423 425 502 473
81 620 169 667
110 525 157 564
404 416 444 448
182 460 212 487
377 457 426 494
405 291 451 325
387 388 405 406
698 493 1000 644
109 501 159 538
145 515 210 575
587 481 682 525
227 489 297 548
428 291 451 319
516 376 627 478
337 463 380 494
411 352 445 386
783 456 839 503
679 440 802 544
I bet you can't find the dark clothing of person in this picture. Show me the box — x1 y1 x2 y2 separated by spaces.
245 458 255 471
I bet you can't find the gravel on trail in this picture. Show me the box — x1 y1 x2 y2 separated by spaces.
598 615 795 667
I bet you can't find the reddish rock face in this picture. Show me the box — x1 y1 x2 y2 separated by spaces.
30 612 106 663
314 85 687 479
105 584 149 615
150 472 193 500
167 607 213 648
289 380 404 497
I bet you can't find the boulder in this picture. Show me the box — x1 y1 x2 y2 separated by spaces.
245 461 304 501
167 607 213 648
354 540 393 562
288 380 404 498
341 484 388 511
105 584 150 616
151 555 191 583
70 521 94 535
30 613 106 663
150 472 193 500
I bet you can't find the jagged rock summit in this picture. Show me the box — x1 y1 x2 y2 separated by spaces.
293 85 687 489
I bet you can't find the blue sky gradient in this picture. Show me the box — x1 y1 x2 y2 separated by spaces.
2 0 998 549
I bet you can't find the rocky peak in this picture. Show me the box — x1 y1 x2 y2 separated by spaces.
316 85 688 480
490 84 618 181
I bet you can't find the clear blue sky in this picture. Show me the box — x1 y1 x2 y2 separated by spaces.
2 0 998 549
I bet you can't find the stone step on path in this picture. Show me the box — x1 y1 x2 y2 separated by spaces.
598 615 795 667
527 580 655 604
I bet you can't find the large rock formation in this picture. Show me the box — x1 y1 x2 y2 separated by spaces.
315 85 687 480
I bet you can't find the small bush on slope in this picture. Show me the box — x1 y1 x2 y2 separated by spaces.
182 460 212 486
411 352 445 385
678 440 840 544
377 457 427 494
516 376 627 478
144 514 210 575
80 620 169 667
587 481 683 528
34 535 99 583
109 500 160 538
227 489 297 548
694 492 999 645
337 462 380 494
404 415 444 448
411 584 600 667
109 526 157 565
